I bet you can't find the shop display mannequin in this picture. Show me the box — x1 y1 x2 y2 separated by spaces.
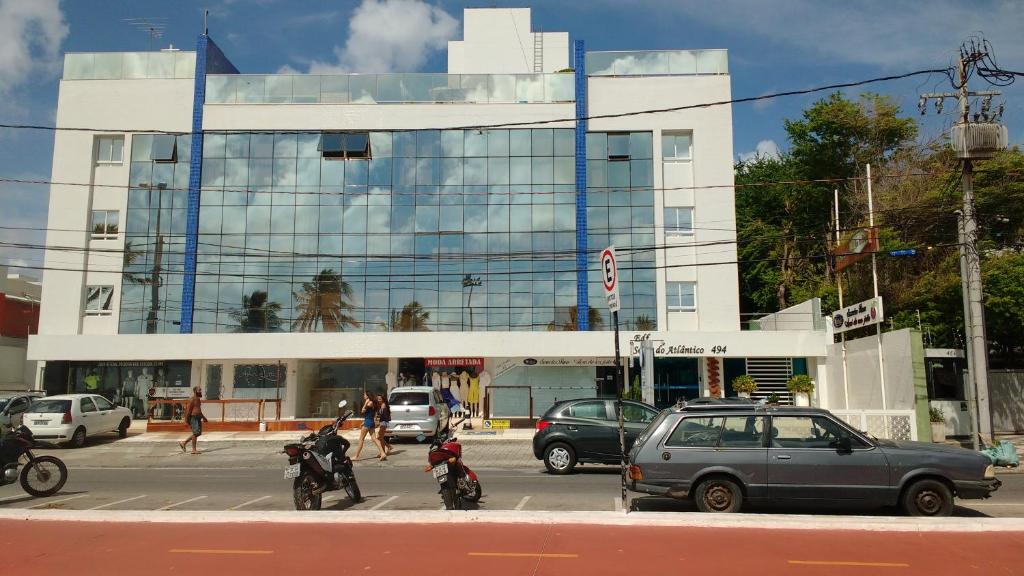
478 370 491 418
467 370 481 418
458 370 470 415
431 369 441 390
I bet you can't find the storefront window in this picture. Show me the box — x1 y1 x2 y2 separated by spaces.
233 363 286 400
299 360 387 418
42 360 192 419
489 386 532 418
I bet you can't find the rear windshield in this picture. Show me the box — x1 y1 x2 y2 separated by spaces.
633 409 672 450
389 392 429 406
0 399 8 411
29 399 71 413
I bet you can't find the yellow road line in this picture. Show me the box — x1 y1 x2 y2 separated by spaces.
468 552 578 559
789 560 909 568
169 549 274 555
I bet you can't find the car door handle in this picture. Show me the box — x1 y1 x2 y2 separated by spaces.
567 426 578 431
775 454 791 460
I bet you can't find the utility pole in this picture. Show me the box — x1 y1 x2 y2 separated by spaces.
919 40 1008 445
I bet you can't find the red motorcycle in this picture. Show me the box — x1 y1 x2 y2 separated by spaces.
425 419 481 510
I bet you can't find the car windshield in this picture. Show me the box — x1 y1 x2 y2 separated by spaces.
390 392 429 406
0 398 9 411
633 409 672 450
29 399 71 413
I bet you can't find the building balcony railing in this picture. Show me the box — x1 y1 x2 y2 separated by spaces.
586 49 728 77
204 73 576 105
63 51 197 80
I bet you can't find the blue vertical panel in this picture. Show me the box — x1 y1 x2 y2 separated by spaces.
574 40 589 330
179 35 209 333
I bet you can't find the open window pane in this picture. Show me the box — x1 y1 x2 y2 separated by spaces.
151 135 178 162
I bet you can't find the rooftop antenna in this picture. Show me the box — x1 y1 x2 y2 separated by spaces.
122 17 168 51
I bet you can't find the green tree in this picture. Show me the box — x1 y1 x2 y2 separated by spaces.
232 290 283 333
981 252 1024 363
292 269 361 332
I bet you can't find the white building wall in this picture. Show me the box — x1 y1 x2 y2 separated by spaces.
588 75 739 332
448 8 569 74
39 78 193 338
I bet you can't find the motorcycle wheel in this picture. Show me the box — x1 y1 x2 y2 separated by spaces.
441 486 461 510
344 476 361 503
463 480 482 503
293 474 322 511
20 456 68 498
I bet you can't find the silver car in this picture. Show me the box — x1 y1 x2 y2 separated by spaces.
387 386 450 439
0 392 45 429
628 401 1000 516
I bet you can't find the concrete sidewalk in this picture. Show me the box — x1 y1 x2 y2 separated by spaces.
124 420 536 443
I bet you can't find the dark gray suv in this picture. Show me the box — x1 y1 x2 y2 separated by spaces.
628 401 1000 516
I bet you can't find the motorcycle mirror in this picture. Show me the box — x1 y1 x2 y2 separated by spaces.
338 400 348 408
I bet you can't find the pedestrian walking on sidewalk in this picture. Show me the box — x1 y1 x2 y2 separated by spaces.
178 387 208 455
376 393 393 457
353 390 385 461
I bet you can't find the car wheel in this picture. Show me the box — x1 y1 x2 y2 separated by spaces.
543 442 576 475
901 478 954 517
694 477 743 513
117 417 131 438
68 426 87 449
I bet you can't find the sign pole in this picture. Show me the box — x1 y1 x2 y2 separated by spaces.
600 246 627 513
834 189 850 409
867 164 887 410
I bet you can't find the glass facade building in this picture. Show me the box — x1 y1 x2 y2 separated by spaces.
120 129 657 334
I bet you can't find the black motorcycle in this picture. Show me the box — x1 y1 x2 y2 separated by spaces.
283 400 361 510
0 424 68 497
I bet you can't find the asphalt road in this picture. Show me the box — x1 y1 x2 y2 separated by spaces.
1 441 1022 516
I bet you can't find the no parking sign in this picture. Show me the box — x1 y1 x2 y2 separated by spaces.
601 246 620 313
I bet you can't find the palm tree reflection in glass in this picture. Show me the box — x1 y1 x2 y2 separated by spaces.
292 268 362 332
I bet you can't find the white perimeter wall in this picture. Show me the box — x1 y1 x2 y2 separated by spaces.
448 8 569 74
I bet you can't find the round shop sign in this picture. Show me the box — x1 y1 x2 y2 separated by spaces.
832 313 845 329
523 358 538 366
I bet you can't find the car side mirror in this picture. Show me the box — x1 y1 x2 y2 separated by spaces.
834 436 852 453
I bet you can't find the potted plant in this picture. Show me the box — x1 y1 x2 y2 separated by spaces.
766 392 781 406
731 375 758 399
786 375 814 407
929 407 946 442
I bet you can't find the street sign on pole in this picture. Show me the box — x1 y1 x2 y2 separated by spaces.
602 245 627 513
601 246 621 313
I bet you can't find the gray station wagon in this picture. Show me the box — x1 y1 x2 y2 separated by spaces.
627 401 1000 516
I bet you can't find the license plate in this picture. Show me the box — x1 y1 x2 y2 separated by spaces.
432 463 448 478
34 421 48 426
284 464 301 479
398 425 416 430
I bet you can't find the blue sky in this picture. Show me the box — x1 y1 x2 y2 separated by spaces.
1 0 1022 275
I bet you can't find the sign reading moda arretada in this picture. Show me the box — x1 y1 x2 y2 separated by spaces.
425 358 484 368
831 297 884 334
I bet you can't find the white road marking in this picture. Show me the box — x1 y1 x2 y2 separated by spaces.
158 496 207 511
89 495 147 510
28 494 87 509
0 494 28 504
514 496 531 511
370 495 399 511
229 496 272 510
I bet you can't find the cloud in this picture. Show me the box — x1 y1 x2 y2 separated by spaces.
283 0 459 74
738 139 781 162
0 0 68 95
655 0 1023 70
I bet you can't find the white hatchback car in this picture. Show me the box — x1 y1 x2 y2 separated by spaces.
24 394 133 448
